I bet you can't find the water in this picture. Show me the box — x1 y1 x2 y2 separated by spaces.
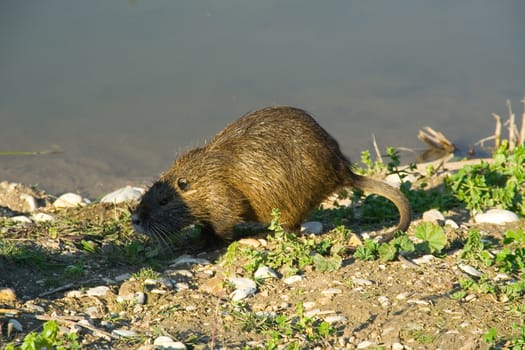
1 1 524 197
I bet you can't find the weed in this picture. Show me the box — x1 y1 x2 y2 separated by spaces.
6 320 81 350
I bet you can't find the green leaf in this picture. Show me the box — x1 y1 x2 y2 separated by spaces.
312 253 342 272
378 243 397 261
414 222 447 254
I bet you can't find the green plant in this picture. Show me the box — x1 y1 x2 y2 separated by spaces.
413 222 447 254
6 320 81 350
446 143 525 215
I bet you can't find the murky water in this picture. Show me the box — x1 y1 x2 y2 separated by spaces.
1 1 524 197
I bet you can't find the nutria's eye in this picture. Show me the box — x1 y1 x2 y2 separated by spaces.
177 177 190 192
159 196 171 206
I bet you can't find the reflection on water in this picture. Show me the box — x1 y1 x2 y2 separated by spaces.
0 0 524 197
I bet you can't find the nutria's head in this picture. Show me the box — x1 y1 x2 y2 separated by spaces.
132 178 197 245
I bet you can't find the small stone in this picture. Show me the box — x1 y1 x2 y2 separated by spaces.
323 315 347 324
0 288 17 302
445 219 459 228
86 286 111 297
407 299 430 305
65 290 85 298
303 301 316 309
377 295 391 308
254 266 278 280
304 309 321 317
392 342 404 350
357 340 375 349
11 215 32 223
474 209 519 224
321 288 342 296
229 277 257 301
8 319 23 332
170 254 211 267
115 273 131 282
20 194 37 212
25 303 45 313
352 278 374 286
112 328 140 337
284 275 304 285
53 193 86 208
153 336 187 349
238 238 262 248
175 282 190 291
412 254 435 265
458 263 483 277
31 213 54 222
100 186 145 204
422 209 445 222
301 221 323 234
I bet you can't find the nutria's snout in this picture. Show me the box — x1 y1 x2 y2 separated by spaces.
131 212 145 234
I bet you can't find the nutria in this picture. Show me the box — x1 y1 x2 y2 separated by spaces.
132 106 411 244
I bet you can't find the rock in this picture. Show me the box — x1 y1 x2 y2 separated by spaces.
153 336 187 349
53 193 87 208
10 215 31 223
323 315 347 324
321 288 342 296
422 209 445 222
458 263 483 277
112 329 140 337
392 342 405 350
474 209 519 224
19 193 37 212
238 238 263 248
254 266 278 280
352 278 374 286
412 254 435 265
377 295 391 308
357 340 375 349
115 273 131 282
229 277 257 301
31 213 54 222
283 275 304 285
385 173 417 188
100 186 145 204
86 286 111 297
170 255 211 267
8 319 23 332
301 221 323 234
445 219 459 228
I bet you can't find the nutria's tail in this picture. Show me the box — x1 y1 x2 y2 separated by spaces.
348 172 411 242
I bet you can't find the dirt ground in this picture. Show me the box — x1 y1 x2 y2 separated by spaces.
0 181 523 349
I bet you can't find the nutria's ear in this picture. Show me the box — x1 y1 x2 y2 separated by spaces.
177 177 190 192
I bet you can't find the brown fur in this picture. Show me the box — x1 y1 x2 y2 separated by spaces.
132 106 411 243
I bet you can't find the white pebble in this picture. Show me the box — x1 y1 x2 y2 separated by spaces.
53 193 86 208
31 213 54 222
153 336 187 349
357 340 375 349
407 299 430 305
303 301 316 310
300 221 323 234
474 209 519 224
85 286 111 297
445 219 459 228
422 209 445 222
411 254 436 265
352 278 374 286
135 292 146 304
377 295 391 308
229 277 257 301
112 329 139 337
20 194 37 212
321 288 342 296
283 275 304 285
392 342 405 350
254 266 278 280
170 255 211 267
323 315 347 324
304 309 321 317
458 263 483 277
11 216 32 223
100 186 145 204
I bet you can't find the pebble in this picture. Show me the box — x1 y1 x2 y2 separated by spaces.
445 219 459 228
170 255 211 267
115 273 131 282
352 278 374 286
100 186 145 204
53 193 87 208
321 288 342 296
153 336 187 350
357 340 375 349
229 277 257 301
385 173 416 188
238 238 263 248
323 315 347 324
458 263 483 277
20 193 37 212
377 295 391 308
411 254 435 265
254 266 278 280
392 342 404 350
11 215 32 223
112 329 140 337
31 213 54 222
8 319 23 332
422 209 445 222
283 275 304 285
474 209 519 224
85 286 111 297
303 301 316 310
300 221 323 234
